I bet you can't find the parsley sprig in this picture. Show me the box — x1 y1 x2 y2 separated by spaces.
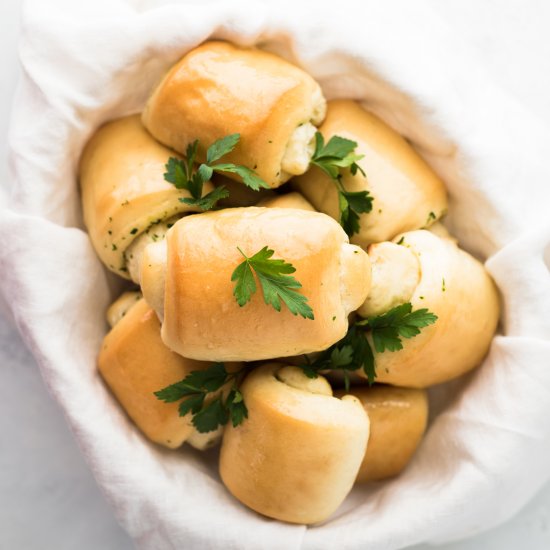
164 134 270 211
154 362 248 433
302 302 437 390
310 132 373 237
231 246 314 320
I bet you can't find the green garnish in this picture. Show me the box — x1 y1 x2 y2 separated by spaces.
231 246 314 320
164 133 270 211
301 302 437 386
154 362 248 433
310 132 372 237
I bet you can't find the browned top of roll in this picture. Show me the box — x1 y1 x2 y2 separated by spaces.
154 207 369 362
142 41 324 188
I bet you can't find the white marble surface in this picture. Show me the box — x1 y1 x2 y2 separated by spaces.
1 1 549 549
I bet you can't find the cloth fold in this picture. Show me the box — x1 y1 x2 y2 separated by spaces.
1 1 549 548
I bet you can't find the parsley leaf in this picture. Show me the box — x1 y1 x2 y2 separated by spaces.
231 246 314 320
206 133 240 164
311 133 366 180
178 394 204 417
358 303 438 353
164 133 269 211
192 397 228 433
164 156 189 190
226 388 248 427
300 302 437 385
339 190 373 237
211 163 269 192
180 185 230 211
310 132 371 237
154 363 248 433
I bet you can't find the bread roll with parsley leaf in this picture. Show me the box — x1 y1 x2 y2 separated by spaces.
360 230 499 387
142 41 326 189
99 296 227 450
219 364 369 524
79 115 212 281
140 207 371 362
336 385 428 482
294 100 448 247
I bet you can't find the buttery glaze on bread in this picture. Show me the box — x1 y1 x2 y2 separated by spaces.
219 364 370 524
79 115 212 280
294 100 448 247
358 230 499 387
336 385 428 482
99 297 229 450
142 41 326 188
140 207 371 362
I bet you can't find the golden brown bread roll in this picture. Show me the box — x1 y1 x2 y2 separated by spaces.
79 115 213 280
336 385 428 482
219 364 370 524
98 296 228 449
359 230 499 387
294 100 448 247
140 207 371 361
142 41 326 188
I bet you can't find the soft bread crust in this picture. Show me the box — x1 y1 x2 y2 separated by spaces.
361 230 500 387
79 115 211 277
336 385 428 482
294 100 448 247
257 191 316 211
219 364 370 524
142 41 325 188
146 207 371 361
98 299 207 448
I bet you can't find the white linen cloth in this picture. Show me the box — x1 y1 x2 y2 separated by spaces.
1 0 550 548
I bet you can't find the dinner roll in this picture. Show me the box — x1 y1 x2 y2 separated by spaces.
294 100 448 247
79 115 212 281
336 385 428 482
98 296 230 449
142 41 326 188
140 207 371 362
359 230 499 387
219 364 370 524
